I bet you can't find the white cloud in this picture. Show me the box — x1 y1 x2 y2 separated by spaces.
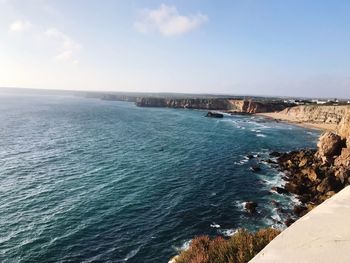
9 20 32 32
45 28 81 51
55 50 73 61
45 27 81 64
8 18 81 64
134 4 208 37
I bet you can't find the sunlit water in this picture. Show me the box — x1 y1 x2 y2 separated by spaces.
0 94 319 262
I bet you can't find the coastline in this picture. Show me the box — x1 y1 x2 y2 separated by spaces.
173 109 350 262
256 112 337 131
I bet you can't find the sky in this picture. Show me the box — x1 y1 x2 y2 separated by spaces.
1 0 350 98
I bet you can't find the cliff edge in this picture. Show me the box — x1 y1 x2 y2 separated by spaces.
259 105 350 137
135 98 291 113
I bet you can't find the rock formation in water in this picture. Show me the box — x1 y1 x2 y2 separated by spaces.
205 111 224 118
276 132 350 219
136 98 291 113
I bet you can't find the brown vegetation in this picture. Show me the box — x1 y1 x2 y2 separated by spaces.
175 228 280 263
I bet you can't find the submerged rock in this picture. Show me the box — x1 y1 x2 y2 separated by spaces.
270 151 281 157
246 154 255 159
245 201 258 213
250 165 261 172
264 159 278 164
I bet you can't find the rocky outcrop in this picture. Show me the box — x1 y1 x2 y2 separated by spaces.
335 147 350 167
316 132 345 163
205 112 224 118
136 98 290 113
337 109 350 138
276 132 350 218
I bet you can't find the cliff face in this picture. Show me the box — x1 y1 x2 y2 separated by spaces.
337 109 350 138
135 97 232 110
228 100 289 113
280 105 348 123
136 98 289 113
278 105 350 138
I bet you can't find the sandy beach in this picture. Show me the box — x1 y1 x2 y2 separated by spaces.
257 112 337 132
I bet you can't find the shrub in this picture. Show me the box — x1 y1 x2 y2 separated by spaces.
175 228 280 263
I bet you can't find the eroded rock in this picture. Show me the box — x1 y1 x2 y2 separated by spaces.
316 132 344 163
335 147 350 167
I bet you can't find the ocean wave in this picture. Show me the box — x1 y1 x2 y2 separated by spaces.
259 172 285 188
124 247 141 261
233 200 245 211
233 159 249 165
173 240 192 252
271 208 282 222
256 134 267 138
210 222 221 228
218 228 238 237
251 129 262 133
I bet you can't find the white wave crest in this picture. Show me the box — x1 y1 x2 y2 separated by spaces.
210 222 221 228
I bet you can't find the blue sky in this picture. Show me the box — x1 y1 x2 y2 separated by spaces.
1 0 350 98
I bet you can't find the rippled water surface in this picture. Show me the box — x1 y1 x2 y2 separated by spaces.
0 94 319 262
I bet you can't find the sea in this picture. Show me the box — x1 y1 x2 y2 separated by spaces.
0 93 320 262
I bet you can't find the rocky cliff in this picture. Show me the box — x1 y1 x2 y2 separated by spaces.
276 105 350 138
135 97 232 110
228 99 289 113
279 105 348 124
136 97 290 113
337 108 350 138
274 131 350 221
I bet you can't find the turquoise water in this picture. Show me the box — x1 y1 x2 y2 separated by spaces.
0 94 319 262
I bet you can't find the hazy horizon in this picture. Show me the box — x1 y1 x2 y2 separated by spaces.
2 86 350 100
1 0 350 98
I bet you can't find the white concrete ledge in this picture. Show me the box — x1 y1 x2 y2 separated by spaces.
251 186 350 263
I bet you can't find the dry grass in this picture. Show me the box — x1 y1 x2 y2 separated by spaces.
175 228 280 263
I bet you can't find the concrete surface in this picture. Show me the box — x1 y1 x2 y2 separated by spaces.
251 186 350 263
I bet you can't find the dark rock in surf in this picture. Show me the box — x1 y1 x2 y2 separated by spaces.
247 154 255 159
285 217 295 227
205 111 224 118
250 165 261 172
270 151 281 157
245 201 258 213
271 186 289 195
